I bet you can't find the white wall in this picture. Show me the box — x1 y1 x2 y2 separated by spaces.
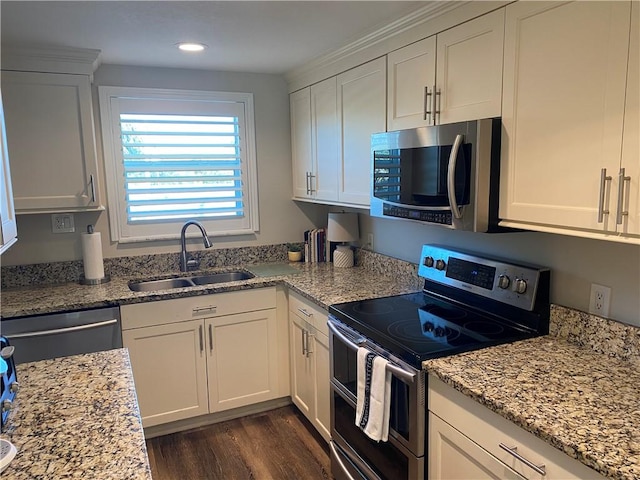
360 214 640 327
1 64 327 265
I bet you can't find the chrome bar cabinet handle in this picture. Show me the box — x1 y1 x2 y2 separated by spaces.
598 168 612 223
198 325 204 353
301 328 307 356
305 172 311 195
433 85 441 124
424 86 432 122
616 167 631 225
297 308 313 318
193 305 217 315
208 324 213 354
499 443 546 476
89 174 96 203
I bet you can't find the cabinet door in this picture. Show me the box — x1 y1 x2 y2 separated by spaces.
500 1 630 232
616 3 639 237
290 87 313 199
429 413 526 480
435 9 504 125
312 330 331 443
0 92 17 254
1 71 101 212
289 314 314 418
387 36 436 131
122 320 209 427
337 57 386 206
207 309 279 412
311 77 339 202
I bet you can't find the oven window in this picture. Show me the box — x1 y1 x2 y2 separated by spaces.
334 391 409 480
332 339 411 442
373 143 471 207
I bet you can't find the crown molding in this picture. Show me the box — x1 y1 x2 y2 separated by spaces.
1 46 102 76
285 1 509 92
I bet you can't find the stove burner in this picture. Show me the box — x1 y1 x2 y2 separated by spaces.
422 304 467 321
463 321 505 336
387 319 461 343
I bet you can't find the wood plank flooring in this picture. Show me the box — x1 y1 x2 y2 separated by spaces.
146 406 332 480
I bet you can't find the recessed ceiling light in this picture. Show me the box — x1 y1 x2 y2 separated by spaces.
177 42 207 52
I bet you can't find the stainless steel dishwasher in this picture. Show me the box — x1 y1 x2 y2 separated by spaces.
1 307 122 365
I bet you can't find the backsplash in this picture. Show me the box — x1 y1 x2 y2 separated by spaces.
1 244 289 288
356 248 423 291
550 305 640 365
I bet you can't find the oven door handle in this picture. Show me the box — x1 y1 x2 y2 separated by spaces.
447 133 464 219
328 320 416 384
329 442 357 480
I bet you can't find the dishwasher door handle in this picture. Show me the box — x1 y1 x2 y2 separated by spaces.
6 319 119 339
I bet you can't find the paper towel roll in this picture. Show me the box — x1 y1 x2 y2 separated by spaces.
81 231 105 280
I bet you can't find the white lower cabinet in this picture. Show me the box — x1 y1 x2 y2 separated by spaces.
121 288 279 428
428 375 606 480
288 291 330 442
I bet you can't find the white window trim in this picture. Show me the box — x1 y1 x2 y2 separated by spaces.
98 86 259 243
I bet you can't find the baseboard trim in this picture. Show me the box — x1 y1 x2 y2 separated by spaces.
143 396 292 439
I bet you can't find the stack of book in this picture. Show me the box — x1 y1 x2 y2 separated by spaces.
304 228 326 263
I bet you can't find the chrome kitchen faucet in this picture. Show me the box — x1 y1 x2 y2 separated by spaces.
180 220 213 272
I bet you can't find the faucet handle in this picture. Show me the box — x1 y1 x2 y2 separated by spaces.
186 258 200 271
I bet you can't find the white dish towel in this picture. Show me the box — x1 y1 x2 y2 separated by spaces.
355 347 392 442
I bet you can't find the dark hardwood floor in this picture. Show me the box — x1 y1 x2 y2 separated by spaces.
146 406 332 480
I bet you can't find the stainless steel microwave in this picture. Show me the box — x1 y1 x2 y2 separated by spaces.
370 118 502 232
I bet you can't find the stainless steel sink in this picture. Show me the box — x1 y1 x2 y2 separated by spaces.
128 277 195 292
128 270 255 292
190 271 254 285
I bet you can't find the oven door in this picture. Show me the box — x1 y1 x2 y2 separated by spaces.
328 318 425 480
331 385 425 480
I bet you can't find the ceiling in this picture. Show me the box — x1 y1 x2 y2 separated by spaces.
1 1 425 74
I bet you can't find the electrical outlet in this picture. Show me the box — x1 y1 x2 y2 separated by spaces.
367 233 374 250
589 283 611 318
51 213 75 233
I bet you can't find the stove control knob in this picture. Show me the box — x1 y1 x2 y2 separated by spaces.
1 399 12 413
423 256 434 268
9 382 19 394
497 275 511 289
513 278 527 294
435 259 446 271
423 322 434 333
434 327 445 337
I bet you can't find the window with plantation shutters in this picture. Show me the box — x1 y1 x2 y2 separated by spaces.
98 87 258 243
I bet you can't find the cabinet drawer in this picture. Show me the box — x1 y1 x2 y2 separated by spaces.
428 375 606 480
288 290 328 336
121 287 276 330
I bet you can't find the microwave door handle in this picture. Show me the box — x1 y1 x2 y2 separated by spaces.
447 134 464 219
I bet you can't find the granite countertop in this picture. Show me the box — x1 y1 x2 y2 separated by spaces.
0 349 152 479
424 334 640 480
0 262 421 319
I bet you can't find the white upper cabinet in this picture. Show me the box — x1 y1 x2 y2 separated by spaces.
0 91 18 255
337 57 386 206
387 9 504 131
290 58 384 208
2 70 102 213
311 78 340 202
387 36 437 131
290 87 314 200
290 78 339 202
500 1 638 243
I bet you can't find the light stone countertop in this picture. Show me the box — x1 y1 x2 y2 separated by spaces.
424 335 640 480
0 349 152 479
0 262 422 319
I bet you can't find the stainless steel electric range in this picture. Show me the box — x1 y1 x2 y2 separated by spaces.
327 244 550 480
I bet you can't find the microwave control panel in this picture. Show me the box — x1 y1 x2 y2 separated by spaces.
383 204 452 226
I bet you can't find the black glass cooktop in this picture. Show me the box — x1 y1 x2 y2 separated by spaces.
329 292 539 368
